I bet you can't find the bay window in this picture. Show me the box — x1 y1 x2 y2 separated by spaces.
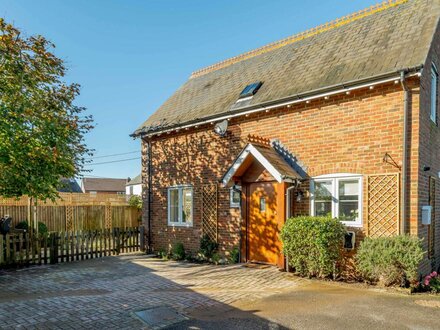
168 186 193 226
311 174 362 227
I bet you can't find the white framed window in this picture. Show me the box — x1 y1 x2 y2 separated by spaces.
431 64 438 124
167 185 193 227
310 173 363 227
230 187 241 208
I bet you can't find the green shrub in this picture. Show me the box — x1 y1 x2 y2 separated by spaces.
156 248 169 260
128 195 142 210
356 235 424 287
199 235 219 260
15 220 48 237
280 216 346 278
171 242 186 261
229 246 240 264
211 252 221 265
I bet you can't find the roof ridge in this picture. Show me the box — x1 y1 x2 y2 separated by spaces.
190 0 409 79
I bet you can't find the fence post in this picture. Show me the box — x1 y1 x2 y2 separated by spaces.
49 233 56 264
140 226 145 252
0 235 4 265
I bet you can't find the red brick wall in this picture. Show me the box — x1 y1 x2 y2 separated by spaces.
419 21 440 275
141 80 425 260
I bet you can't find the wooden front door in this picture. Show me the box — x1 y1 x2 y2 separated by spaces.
247 182 281 265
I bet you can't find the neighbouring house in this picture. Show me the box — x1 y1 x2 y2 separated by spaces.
132 0 440 274
126 174 142 196
81 178 127 195
57 178 82 193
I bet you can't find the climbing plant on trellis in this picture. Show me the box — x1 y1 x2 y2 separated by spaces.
367 173 400 237
201 184 218 242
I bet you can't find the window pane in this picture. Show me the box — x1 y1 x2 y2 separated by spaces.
260 197 266 212
315 181 332 201
315 201 332 217
314 180 333 217
182 188 192 223
232 190 241 204
432 71 437 122
169 189 179 222
339 180 359 221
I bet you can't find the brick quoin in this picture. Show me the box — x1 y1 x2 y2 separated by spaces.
139 75 440 274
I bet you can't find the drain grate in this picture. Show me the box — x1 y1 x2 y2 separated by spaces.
134 306 188 329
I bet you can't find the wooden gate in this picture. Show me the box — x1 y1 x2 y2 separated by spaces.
366 173 400 237
201 184 218 241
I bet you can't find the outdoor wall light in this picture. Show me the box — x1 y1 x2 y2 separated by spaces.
296 190 304 202
423 165 431 172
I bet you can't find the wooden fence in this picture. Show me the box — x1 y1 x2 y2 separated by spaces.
0 193 141 232
0 227 145 268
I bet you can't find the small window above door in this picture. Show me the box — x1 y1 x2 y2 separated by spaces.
260 197 266 212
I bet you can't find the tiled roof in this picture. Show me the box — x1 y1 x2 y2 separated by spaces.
126 174 141 186
57 178 82 193
81 178 127 192
135 0 440 136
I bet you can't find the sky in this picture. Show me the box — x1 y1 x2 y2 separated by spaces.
0 0 379 180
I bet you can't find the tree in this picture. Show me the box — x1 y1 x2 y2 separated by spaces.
0 19 93 230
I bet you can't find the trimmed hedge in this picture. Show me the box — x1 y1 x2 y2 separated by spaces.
280 216 346 278
356 235 424 287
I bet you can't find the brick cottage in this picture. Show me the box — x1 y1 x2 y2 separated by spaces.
133 0 440 274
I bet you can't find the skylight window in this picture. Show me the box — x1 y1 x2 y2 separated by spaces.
239 81 263 99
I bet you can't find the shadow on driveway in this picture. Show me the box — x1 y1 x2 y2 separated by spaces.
0 254 291 329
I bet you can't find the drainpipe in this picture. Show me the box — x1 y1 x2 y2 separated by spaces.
400 70 409 235
146 139 152 252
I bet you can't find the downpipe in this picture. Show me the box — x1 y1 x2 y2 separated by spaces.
146 140 153 253
400 71 409 235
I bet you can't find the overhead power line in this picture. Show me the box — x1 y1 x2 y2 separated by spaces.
86 157 141 166
85 150 141 160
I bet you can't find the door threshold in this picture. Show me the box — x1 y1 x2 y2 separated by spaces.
243 261 275 269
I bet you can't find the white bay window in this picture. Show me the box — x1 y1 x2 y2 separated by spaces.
168 186 193 226
311 174 362 227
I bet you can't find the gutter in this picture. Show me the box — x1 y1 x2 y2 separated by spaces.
400 70 410 235
132 66 423 138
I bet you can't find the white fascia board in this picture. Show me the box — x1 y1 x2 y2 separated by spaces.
248 145 283 183
221 144 284 187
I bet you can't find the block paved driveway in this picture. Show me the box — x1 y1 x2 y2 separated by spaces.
0 254 301 329
2 254 440 329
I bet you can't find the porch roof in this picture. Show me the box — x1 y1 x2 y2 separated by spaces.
221 143 303 187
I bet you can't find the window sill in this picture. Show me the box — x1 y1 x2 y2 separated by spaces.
341 221 363 228
168 223 193 228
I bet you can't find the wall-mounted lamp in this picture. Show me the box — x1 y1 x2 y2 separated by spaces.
296 190 304 202
423 165 431 172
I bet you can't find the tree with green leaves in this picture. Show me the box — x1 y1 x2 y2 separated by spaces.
0 19 93 231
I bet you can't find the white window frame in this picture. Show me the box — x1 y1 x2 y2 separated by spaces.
167 185 193 227
431 64 438 124
230 187 241 208
310 173 363 227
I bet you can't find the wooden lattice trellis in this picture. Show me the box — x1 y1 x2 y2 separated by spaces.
105 203 112 229
65 205 74 231
367 173 400 237
201 184 218 242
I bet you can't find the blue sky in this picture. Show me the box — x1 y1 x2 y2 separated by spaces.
1 0 378 179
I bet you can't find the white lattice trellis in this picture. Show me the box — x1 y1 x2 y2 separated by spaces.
367 173 400 237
